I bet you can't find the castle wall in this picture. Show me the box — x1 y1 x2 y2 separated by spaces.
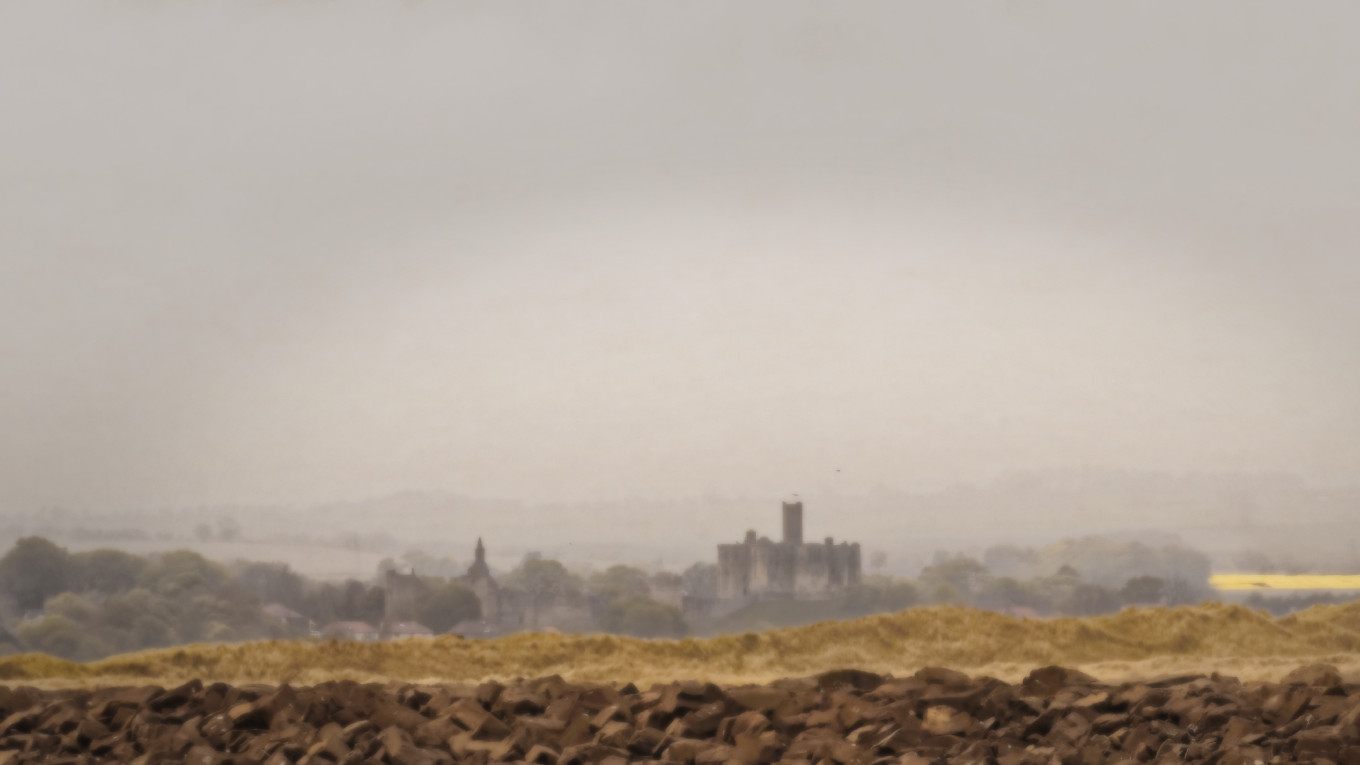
747 539 775 594
793 543 831 596
717 543 750 600
713 505 864 605
827 539 845 589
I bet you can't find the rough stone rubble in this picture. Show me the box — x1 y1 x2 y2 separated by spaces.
1 663 1358 764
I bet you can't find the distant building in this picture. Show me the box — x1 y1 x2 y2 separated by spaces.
320 621 380 641
383 621 434 639
457 538 501 622
451 538 586 633
716 500 861 602
455 538 540 632
261 603 307 631
374 538 588 639
447 618 504 639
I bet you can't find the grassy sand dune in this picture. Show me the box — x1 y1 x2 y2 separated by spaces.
4 602 1360 689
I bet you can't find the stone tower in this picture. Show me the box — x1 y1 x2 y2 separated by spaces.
782 500 804 545
716 501 861 602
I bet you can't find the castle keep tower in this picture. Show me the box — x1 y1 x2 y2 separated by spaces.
782 501 804 545
716 501 860 603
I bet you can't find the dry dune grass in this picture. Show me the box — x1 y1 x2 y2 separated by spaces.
5 602 1360 689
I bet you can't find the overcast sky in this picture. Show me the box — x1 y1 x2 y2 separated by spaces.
1 2 1358 510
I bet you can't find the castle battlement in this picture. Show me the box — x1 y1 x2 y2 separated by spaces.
716 501 861 601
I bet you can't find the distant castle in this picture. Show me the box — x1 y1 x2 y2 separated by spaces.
716 500 861 601
375 500 861 638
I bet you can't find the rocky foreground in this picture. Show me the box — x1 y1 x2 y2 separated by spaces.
2 664 1359 764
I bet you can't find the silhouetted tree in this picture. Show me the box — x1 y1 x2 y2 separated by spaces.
650 571 684 590
919 557 990 600
0 537 72 610
43 592 96 625
982 545 1038 578
504 558 583 627
71 549 149 594
589 565 651 602
15 614 110 660
682 563 718 598
415 582 481 633
976 576 1047 612
335 580 385 625
1064 583 1121 616
142 550 230 596
839 578 919 617
235 562 305 608
600 596 686 638
1164 577 1201 606
1119 576 1165 605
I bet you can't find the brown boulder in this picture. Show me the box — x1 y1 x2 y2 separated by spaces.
914 667 972 687
680 700 730 738
922 705 973 736
1022 666 1098 697
445 698 511 740
817 670 883 693
499 685 550 716
413 714 462 748
557 743 629 765
731 729 781 765
1261 684 1313 725
1295 724 1345 761
1282 663 1344 688
526 743 562 765
726 686 789 714
595 720 633 748
626 725 666 756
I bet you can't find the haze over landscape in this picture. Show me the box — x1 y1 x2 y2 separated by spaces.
8 9 1360 765
2 1 1358 559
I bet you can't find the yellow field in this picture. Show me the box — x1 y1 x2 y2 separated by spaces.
4 602 1360 689
1210 574 1360 591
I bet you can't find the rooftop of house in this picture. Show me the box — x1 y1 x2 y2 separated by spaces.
383 621 434 637
321 621 378 635
261 602 304 620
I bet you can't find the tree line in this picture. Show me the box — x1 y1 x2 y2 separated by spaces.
0 533 1227 662
0 537 693 661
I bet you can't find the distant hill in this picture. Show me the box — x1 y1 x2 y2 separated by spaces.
8 469 1357 579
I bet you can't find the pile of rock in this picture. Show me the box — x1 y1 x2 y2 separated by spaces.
1 663 1357 764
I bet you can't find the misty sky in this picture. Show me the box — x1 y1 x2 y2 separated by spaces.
2 2 1358 510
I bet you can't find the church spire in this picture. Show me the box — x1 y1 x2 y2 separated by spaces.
468 537 491 580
